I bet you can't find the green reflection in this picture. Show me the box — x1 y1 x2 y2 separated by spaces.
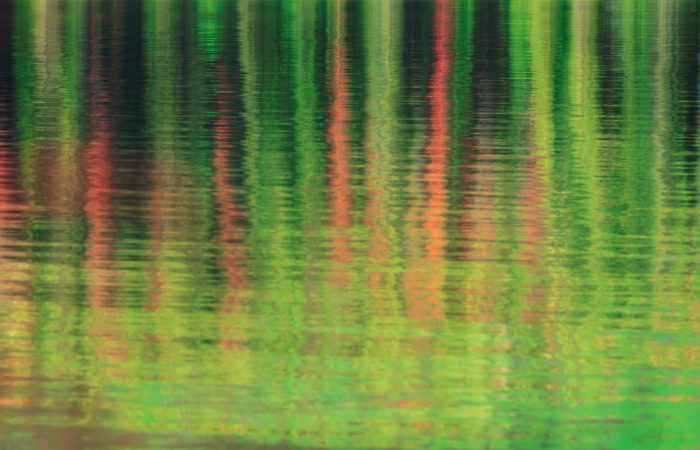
0 1 698 448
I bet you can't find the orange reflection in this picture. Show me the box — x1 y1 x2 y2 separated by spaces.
405 0 452 320
83 4 130 374
0 118 32 301
83 3 117 309
214 65 248 351
328 0 353 286
519 155 550 327
0 16 36 407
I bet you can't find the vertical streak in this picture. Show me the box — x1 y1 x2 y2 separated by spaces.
144 0 169 311
363 0 401 309
328 0 353 284
418 0 452 320
569 0 601 305
522 0 553 330
460 1 500 324
83 3 116 308
38 0 85 304
0 0 31 302
82 4 128 377
0 0 36 410
214 65 248 350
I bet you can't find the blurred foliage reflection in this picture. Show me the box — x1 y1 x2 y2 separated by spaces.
0 0 698 448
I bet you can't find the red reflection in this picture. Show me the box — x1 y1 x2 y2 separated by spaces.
83 4 117 309
83 4 130 372
328 0 353 286
406 0 452 320
0 118 32 300
0 1 36 409
214 65 249 351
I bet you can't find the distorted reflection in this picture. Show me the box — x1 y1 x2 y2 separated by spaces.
0 1 698 448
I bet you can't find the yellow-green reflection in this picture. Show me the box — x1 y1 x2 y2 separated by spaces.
0 0 698 448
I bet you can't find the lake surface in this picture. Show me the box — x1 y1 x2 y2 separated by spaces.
0 0 698 448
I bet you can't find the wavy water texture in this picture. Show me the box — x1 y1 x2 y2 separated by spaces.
0 0 698 448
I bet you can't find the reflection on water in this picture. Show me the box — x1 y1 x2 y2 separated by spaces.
0 0 698 448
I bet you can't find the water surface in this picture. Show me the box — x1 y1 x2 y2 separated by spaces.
0 0 698 448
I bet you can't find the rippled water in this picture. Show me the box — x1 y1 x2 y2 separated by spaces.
0 0 698 448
